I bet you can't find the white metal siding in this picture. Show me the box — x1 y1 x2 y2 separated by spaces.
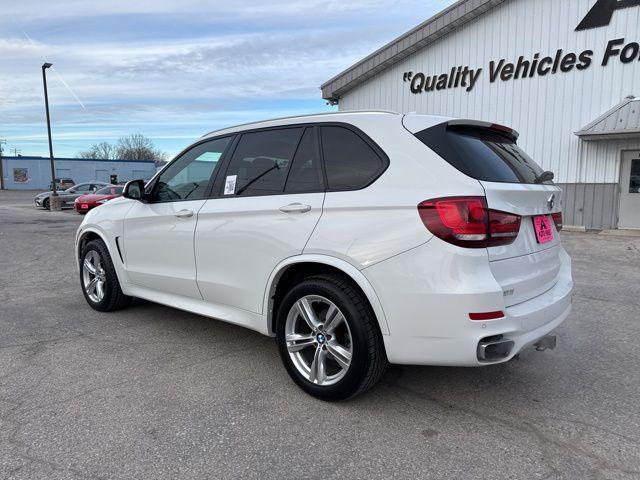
339 0 640 184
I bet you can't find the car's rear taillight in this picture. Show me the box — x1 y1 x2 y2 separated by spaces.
552 212 563 231
488 209 522 246
417 196 521 248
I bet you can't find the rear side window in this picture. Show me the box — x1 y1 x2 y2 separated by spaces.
224 128 302 196
285 128 323 193
96 186 123 195
414 123 546 184
321 126 386 190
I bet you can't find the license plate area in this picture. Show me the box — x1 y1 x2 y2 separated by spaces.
533 215 554 244
81 204 89 209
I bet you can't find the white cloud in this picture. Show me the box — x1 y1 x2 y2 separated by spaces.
0 0 456 156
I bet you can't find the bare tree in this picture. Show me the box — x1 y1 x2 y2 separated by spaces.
116 134 167 165
95 142 117 159
77 142 117 160
77 134 167 166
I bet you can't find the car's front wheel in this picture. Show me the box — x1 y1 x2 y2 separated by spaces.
80 239 131 311
43 198 50 210
276 274 387 400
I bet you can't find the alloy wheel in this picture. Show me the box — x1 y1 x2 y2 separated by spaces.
82 250 106 303
284 295 353 386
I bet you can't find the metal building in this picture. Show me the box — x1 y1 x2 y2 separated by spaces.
1 156 157 190
321 0 640 230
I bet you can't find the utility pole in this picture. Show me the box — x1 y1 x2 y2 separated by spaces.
0 138 5 190
42 62 61 210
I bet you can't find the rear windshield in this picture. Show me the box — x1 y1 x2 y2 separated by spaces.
414 123 548 184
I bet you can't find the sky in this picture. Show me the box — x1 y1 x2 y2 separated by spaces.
0 0 455 159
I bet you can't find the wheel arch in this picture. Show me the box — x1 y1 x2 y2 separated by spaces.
76 227 125 275
77 228 108 262
264 255 389 337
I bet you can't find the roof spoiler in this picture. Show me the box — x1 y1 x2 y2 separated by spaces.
446 120 520 141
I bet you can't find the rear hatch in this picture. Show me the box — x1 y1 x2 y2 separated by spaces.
411 118 563 307
482 181 562 306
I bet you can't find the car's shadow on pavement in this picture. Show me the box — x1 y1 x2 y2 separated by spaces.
123 296 561 409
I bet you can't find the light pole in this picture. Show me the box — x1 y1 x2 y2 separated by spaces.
0 138 5 190
42 62 61 210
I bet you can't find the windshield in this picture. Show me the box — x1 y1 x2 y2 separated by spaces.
95 186 123 195
414 123 549 184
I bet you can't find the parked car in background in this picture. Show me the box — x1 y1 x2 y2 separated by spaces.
74 185 123 214
35 182 110 209
75 112 573 400
49 178 76 190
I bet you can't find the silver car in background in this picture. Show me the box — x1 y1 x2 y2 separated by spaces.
34 182 111 209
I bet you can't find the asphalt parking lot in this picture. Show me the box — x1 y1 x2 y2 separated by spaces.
1 189 639 480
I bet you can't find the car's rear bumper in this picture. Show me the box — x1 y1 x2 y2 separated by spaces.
74 205 92 214
363 238 573 366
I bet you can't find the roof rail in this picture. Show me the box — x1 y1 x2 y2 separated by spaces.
201 110 399 138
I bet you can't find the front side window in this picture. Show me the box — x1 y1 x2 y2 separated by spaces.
73 184 94 193
320 126 386 190
151 136 231 202
223 128 303 196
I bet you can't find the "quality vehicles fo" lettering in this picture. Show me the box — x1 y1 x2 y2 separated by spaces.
403 37 640 95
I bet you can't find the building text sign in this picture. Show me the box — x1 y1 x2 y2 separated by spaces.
403 37 640 95
576 0 640 31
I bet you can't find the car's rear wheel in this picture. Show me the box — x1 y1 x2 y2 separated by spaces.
276 274 387 400
80 239 131 311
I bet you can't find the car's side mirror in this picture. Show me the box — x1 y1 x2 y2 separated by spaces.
123 179 146 201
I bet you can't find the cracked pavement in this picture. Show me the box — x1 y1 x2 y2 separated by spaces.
1 189 639 479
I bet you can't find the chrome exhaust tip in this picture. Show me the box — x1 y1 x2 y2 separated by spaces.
477 335 515 362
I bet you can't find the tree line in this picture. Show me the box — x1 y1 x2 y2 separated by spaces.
77 134 167 166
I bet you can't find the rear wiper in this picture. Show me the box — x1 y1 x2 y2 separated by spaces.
534 171 554 184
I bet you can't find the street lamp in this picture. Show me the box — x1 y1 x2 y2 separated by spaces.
42 62 61 210
0 138 6 190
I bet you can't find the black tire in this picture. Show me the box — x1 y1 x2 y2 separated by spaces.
276 274 387 400
80 239 131 312
43 198 50 210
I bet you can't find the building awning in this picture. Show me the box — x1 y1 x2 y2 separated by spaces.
575 96 640 141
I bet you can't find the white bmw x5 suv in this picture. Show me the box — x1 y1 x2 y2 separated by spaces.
76 111 573 400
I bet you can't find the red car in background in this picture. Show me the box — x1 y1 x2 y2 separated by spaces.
74 185 123 214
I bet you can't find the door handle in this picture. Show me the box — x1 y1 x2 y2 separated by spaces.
279 203 312 214
175 209 194 218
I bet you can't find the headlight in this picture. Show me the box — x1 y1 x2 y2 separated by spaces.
96 198 110 204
